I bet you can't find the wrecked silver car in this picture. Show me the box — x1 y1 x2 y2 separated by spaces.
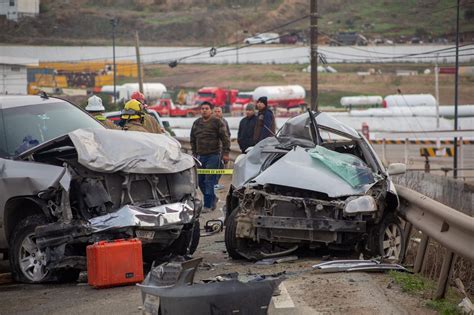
225 110 406 261
0 96 200 283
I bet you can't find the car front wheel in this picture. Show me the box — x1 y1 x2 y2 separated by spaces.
378 214 405 262
9 215 79 283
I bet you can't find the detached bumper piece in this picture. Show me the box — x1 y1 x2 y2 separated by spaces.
138 258 283 315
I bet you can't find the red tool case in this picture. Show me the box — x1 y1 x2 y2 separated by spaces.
87 238 144 288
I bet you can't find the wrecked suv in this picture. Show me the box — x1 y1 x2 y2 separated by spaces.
0 96 200 283
225 111 406 261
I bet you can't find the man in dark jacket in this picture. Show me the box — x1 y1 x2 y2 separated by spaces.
237 103 257 153
190 102 230 212
254 96 276 143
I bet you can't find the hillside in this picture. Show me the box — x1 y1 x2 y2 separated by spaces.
1 0 473 46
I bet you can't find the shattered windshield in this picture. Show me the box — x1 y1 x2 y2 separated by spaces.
1 101 102 157
308 146 376 188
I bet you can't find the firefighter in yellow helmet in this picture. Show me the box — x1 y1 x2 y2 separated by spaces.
131 91 163 134
120 99 148 132
85 95 117 129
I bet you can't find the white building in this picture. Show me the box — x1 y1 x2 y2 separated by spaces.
0 0 40 21
1 57 38 95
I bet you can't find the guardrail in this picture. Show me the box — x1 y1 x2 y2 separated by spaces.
395 185 474 299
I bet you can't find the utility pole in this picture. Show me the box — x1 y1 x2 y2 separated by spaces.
135 31 144 93
453 0 460 178
435 53 440 129
310 0 318 111
111 18 118 106
236 40 239 65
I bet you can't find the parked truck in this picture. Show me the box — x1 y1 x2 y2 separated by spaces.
148 98 199 117
231 91 254 114
252 85 306 109
194 87 238 110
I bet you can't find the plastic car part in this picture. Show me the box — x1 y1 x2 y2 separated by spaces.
138 258 283 315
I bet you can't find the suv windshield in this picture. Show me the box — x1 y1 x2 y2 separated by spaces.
1 100 102 157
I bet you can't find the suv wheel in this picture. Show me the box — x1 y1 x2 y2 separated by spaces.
9 215 79 283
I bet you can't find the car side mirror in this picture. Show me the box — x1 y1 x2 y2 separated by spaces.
387 163 406 176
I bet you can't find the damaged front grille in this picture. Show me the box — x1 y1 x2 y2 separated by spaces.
235 186 370 245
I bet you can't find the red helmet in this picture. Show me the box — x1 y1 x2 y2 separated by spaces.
131 91 145 103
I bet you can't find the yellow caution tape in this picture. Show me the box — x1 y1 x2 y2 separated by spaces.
197 169 234 175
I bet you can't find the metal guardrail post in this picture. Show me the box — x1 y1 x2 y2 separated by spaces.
435 251 455 300
413 234 429 274
459 137 463 179
424 156 430 173
401 222 412 264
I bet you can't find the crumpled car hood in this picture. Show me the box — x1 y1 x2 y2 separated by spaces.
68 128 194 174
253 147 375 198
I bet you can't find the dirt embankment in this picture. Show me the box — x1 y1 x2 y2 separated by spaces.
143 64 474 106
2 0 472 46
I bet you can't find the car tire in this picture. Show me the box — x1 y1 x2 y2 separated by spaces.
9 215 80 283
224 207 244 259
377 214 405 262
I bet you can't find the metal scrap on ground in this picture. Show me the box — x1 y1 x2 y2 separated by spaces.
312 259 409 273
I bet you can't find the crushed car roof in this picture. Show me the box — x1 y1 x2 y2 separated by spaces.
282 112 361 139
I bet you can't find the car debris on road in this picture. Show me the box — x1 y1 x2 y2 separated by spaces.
312 259 409 273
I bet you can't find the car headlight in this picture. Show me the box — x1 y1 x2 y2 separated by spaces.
344 196 377 215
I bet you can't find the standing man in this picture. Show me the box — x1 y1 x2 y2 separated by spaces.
237 103 257 153
213 106 230 137
85 95 117 129
254 96 276 143
213 106 231 189
131 91 163 134
190 102 230 212
120 99 148 132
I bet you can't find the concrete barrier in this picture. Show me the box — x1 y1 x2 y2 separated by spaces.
393 172 474 217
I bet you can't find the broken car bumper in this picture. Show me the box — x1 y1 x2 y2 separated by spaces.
36 202 196 250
